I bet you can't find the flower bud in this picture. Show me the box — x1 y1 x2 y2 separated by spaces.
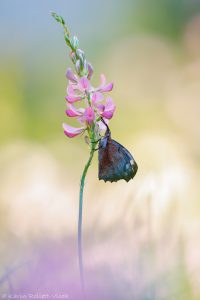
76 49 85 63
66 68 77 82
51 12 65 25
83 60 88 72
64 34 70 46
79 60 88 77
75 60 81 74
69 51 76 64
87 63 93 80
70 36 79 50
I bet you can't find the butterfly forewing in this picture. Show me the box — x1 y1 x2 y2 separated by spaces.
98 137 138 182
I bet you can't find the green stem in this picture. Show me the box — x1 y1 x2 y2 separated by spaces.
78 141 96 299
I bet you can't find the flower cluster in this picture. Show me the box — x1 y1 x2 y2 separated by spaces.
51 12 116 140
63 69 116 138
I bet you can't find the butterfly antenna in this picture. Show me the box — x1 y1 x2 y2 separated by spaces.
100 117 111 137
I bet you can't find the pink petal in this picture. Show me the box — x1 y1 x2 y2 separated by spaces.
102 110 115 119
100 74 106 86
79 76 91 91
98 74 113 92
87 63 93 80
77 115 85 124
65 110 77 117
105 97 115 109
91 92 104 104
101 97 116 119
75 60 81 74
62 123 85 138
97 119 109 131
84 107 95 124
65 95 83 103
66 68 78 83
65 104 83 117
67 83 76 95
100 82 113 92
96 104 105 112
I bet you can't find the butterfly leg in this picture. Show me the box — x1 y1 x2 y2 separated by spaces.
91 133 110 143
94 145 103 151
85 136 102 145
90 138 101 143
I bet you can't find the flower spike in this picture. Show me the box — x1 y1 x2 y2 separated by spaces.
52 12 118 300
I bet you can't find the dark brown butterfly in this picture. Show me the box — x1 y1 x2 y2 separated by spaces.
98 121 138 182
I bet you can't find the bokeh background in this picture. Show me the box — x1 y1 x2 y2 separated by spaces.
1 0 200 299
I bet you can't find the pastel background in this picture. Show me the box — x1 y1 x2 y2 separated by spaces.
0 0 200 299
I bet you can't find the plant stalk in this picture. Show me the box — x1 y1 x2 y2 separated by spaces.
78 138 96 299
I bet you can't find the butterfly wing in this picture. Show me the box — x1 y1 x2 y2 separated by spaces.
98 138 138 182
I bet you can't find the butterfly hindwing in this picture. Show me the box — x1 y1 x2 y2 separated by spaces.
98 137 138 182
111 139 138 180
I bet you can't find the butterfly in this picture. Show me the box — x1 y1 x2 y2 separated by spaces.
98 121 138 182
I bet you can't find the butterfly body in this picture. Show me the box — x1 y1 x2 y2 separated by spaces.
98 126 138 182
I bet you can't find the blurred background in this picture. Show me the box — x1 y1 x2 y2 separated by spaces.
0 0 200 299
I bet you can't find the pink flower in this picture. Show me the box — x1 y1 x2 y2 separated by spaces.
78 76 91 92
95 97 116 120
96 74 113 93
82 107 95 124
66 68 91 93
65 69 92 104
66 104 95 124
64 104 96 138
101 97 116 119
91 92 104 104
65 94 83 103
63 118 107 138
65 82 83 103
65 104 84 117
65 70 113 105
64 68 115 138
63 123 85 138
66 68 78 83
